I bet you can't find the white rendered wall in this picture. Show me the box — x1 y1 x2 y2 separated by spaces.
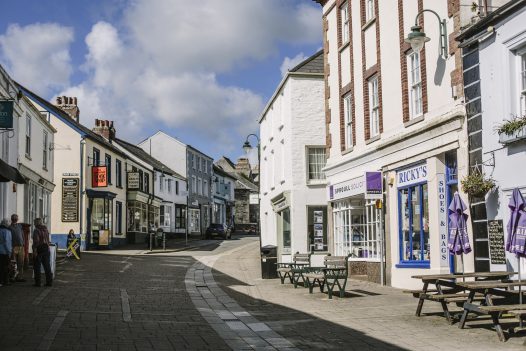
138 132 187 178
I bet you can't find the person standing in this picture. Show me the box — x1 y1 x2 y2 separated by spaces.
0 219 13 287
32 218 52 287
10 214 25 282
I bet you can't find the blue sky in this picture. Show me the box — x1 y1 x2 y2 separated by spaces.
0 0 322 162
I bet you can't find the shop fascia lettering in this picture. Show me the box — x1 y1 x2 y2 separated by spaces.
397 163 428 188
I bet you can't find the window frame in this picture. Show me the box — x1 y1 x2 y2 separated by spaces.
105 154 112 184
116 159 122 187
306 146 327 182
93 148 100 166
197 177 202 195
365 0 375 22
344 94 353 149
368 76 380 138
341 2 349 44
25 115 31 157
408 51 423 119
191 175 197 194
42 131 48 169
520 51 526 116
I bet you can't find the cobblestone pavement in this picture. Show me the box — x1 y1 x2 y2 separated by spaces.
0 235 524 350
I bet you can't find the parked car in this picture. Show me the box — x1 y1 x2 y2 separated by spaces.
205 223 232 240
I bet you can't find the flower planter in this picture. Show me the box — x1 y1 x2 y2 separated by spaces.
499 126 526 144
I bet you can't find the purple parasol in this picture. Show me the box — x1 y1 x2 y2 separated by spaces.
506 188 526 257
448 192 472 255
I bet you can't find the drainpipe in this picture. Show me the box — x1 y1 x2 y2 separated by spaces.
80 138 86 250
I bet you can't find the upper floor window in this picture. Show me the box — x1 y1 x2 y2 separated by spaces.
198 157 202 172
192 154 196 169
159 174 164 191
93 148 100 166
167 179 172 193
144 173 150 193
105 154 112 184
368 76 380 137
344 94 353 149
175 180 179 195
307 147 326 181
341 2 349 44
204 160 208 174
197 177 202 195
520 52 526 115
42 131 48 169
116 159 122 187
408 51 423 118
191 175 197 193
366 0 375 22
203 179 208 197
25 115 31 157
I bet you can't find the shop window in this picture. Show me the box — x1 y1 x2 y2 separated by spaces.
282 208 291 251
398 183 430 266
116 201 122 234
175 207 186 229
308 206 327 252
90 197 113 245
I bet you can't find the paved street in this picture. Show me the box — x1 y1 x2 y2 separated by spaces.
0 235 524 350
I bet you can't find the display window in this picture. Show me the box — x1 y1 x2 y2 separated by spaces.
127 201 158 233
398 183 429 265
90 197 113 245
307 206 327 252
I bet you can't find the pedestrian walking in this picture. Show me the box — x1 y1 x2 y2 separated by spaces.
10 214 26 282
32 218 52 287
0 219 13 287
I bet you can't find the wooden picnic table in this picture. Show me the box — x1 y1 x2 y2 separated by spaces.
455 280 526 341
409 271 515 324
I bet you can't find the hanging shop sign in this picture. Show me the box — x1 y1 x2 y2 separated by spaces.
365 171 382 199
92 166 108 187
397 162 428 188
0 100 14 129
62 178 79 222
437 174 449 267
127 172 140 189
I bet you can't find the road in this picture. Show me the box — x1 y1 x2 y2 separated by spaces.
0 235 524 350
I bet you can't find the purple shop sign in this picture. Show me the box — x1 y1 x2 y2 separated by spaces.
365 171 382 199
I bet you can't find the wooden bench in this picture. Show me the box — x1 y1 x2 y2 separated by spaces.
277 253 311 285
466 304 526 342
304 255 350 299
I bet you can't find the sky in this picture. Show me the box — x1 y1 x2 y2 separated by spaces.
0 0 322 163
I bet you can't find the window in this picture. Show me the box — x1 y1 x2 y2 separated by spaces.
160 205 171 227
368 76 380 137
93 148 100 166
116 201 122 234
341 2 349 44
138 169 143 190
203 180 208 197
175 181 179 195
307 147 326 181
197 177 202 195
116 160 122 187
144 173 150 193
399 183 430 265
192 175 197 193
159 174 164 191
204 160 208 174
281 208 291 253
25 115 31 157
366 0 375 21
408 51 423 118
105 154 112 184
344 94 353 148
521 53 526 115
333 199 382 260
198 157 202 172
175 207 186 229
167 179 172 193
192 154 196 169
42 131 48 169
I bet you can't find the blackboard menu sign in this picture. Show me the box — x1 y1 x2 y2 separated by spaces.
488 220 506 265
62 178 79 222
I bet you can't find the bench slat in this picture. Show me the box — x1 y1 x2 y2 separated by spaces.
477 304 526 313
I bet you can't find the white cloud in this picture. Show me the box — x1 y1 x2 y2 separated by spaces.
0 23 74 96
280 52 308 77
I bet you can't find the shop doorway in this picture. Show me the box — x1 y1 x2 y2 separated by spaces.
446 151 459 273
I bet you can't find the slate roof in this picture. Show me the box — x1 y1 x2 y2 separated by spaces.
17 83 126 158
289 49 324 74
114 138 185 180
213 165 236 180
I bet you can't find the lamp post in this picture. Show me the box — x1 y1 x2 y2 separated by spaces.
242 134 260 239
404 9 448 58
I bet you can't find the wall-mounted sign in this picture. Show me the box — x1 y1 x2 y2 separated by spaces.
437 174 449 267
127 172 140 189
62 178 79 222
328 176 364 201
63 172 79 177
365 172 382 199
397 162 428 188
92 166 107 187
0 101 14 129
488 220 506 265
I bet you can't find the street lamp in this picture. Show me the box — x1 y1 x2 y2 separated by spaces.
405 9 447 58
242 134 260 238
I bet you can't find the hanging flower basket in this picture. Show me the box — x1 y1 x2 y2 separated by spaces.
461 171 496 198
497 116 526 144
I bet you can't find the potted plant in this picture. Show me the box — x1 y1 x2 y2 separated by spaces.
497 115 526 144
461 170 496 198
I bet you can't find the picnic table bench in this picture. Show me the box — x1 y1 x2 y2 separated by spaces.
456 280 526 341
304 255 350 299
409 271 514 324
277 253 311 286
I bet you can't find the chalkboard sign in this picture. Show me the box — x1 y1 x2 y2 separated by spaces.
488 220 506 265
62 178 79 222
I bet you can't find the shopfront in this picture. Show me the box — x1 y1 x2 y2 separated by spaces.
126 190 160 244
188 206 200 234
328 172 384 283
86 189 115 249
271 192 292 258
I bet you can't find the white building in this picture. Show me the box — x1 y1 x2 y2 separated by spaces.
212 164 236 227
457 0 526 276
259 50 327 260
316 0 471 288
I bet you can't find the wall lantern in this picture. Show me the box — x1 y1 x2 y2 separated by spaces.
405 9 448 58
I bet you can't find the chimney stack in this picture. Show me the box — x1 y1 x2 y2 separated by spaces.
55 96 80 122
92 119 116 141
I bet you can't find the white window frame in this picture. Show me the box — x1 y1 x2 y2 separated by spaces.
167 179 172 193
42 131 48 169
408 51 423 119
307 147 326 182
520 51 526 116
159 174 164 191
280 140 285 182
192 175 197 193
192 154 196 169
366 0 375 22
344 94 353 149
25 114 31 157
341 2 349 44
203 179 208 197
368 76 380 137
197 177 202 195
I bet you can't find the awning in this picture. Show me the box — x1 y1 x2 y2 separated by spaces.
0 158 26 184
